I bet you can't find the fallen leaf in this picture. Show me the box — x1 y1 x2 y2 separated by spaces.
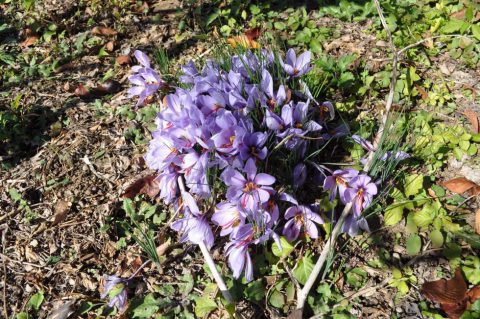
116 55 132 65
451 9 466 20
91 26 118 36
52 200 71 226
46 299 76 319
122 174 160 199
105 40 116 52
227 35 259 49
467 286 480 301
94 80 121 94
244 27 262 41
416 85 428 100
156 240 170 257
74 84 91 98
422 269 467 319
463 109 479 134
442 177 479 195
476 208 480 235
20 36 39 48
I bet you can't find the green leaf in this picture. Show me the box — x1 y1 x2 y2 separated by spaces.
132 294 160 318
245 280 265 301
194 296 217 317
206 12 219 27
28 291 44 311
404 174 424 197
293 254 314 285
272 236 294 258
309 39 322 53
442 19 468 33
472 24 480 41
274 21 286 30
269 289 285 308
412 205 435 227
397 281 409 295
16 312 29 319
384 203 405 226
406 234 422 255
429 229 444 248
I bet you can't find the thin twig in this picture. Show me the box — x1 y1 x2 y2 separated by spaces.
291 0 399 314
176 176 233 304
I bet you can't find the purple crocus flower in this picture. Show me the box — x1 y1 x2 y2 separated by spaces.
225 224 254 281
343 175 378 216
262 192 298 227
128 69 163 106
261 69 286 109
222 158 275 211
171 211 215 249
100 275 128 313
239 131 268 161
352 135 375 152
212 201 246 237
381 151 411 161
342 215 370 236
282 48 312 77
282 205 324 241
323 168 359 203
170 191 215 248
128 50 164 106
293 162 307 189
179 60 199 84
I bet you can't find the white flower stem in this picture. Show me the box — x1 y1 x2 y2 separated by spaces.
176 176 233 304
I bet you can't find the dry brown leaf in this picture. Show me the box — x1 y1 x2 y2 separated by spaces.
227 35 259 49
91 26 118 36
463 109 479 134
122 174 160 199
451 9 466 20
74 84 91 98
475 208 480 235
105 40 116 52
52 200 71 226
20 36 39 48
116 55 132 65
244 27 262 41
156 241 170 257
94 80 121 94
442 177 479 195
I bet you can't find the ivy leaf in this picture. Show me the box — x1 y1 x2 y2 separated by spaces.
28 291 44 311
194 296 217 317
293 254 314 285
131 294 160 318
406 234 422 255
272 236 294 258
404 174 424 197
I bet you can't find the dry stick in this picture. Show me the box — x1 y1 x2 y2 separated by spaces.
293 0 399 313
176 176 233 304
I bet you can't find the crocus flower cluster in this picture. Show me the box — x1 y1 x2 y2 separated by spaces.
127 48 384 282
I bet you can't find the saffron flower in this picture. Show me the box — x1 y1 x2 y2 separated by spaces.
282 48 312 77
343 175 378 216
100 275 128 313
323 168 359 203
212 201 246 237
128 50 164 106
222 158 275 211
283 205 324 241
225 224 255 281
